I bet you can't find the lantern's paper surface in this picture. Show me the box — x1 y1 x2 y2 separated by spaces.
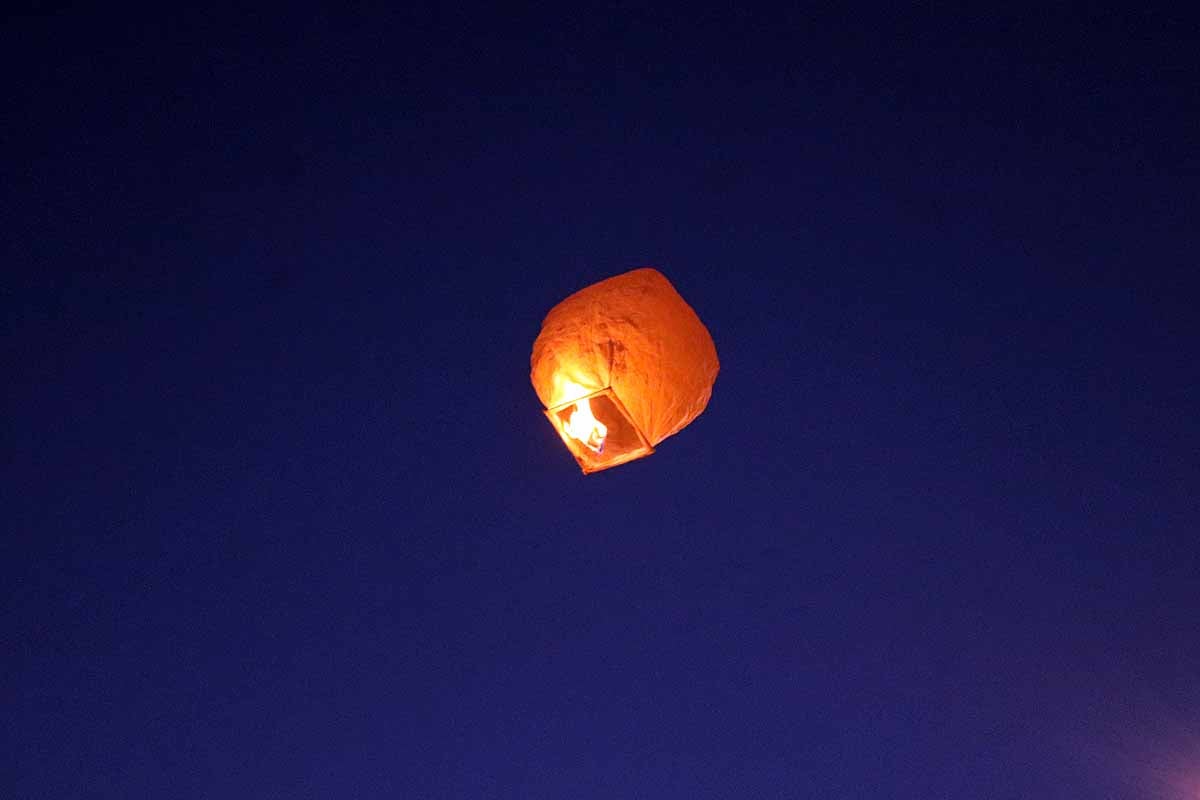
531 268 719 473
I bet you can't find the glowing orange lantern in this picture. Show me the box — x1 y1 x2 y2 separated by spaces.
530 268 719 473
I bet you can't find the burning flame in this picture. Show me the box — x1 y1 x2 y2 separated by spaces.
563 396 607 453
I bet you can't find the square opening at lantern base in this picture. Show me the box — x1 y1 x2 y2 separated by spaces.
545 387 654 474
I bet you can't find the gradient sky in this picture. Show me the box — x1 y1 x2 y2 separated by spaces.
5 5 1198 798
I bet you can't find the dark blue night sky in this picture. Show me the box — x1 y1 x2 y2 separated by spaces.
5 5 1198 798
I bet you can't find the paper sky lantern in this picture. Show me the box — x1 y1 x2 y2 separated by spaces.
530 268 719 473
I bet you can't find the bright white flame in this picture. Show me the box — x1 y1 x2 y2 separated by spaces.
563 396 607 453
